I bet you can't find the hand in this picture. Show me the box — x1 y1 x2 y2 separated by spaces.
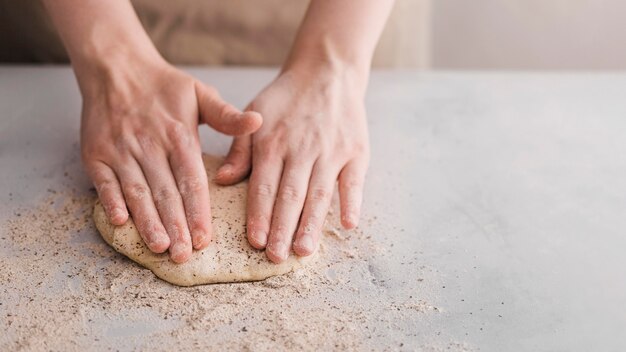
215 64 370 263
80 57 262 263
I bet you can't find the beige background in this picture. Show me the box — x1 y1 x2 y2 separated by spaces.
0 0 428 68
432 0 626 69
1 0 624 69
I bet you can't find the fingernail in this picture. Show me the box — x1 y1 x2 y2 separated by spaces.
269 241 288 261
192 230 209 249
169 241 191 263
296 234 314 254
342 212 357 228
216 164 233 179
251 230 267 248
110 207 126 224
149 235 170 253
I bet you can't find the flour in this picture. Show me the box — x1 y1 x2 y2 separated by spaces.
1 187 448 351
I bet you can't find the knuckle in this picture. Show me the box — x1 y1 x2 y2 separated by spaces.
279 184 301 202
178 175 204 197
255 135 283 156
153 187 180 208
253 183 275 198
309 187 330 202
123 182 150 201
167 121 192 149
95 178 117 196
345 178 362 190
114 134 132 152
136 131 159 155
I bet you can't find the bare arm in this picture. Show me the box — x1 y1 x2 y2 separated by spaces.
42 0 163 92
43 0 262 263
284 0 395 82
217 0 395 263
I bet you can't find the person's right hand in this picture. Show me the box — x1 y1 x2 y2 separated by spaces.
80 57 262 263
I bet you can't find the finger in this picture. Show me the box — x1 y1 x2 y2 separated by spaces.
266 158 314 263
338 158 368 229
169 142 212 254
195 81 262 136
246 153 283 250
293 161 339 256
115 158 170 254
138 148 194 263
86 161 128 225
214 135 252 185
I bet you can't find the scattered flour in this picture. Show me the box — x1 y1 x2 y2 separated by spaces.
0 187 454 351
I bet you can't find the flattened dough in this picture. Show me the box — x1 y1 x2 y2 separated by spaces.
93 154 315 286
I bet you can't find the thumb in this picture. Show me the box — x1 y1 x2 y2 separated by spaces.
195 81 262 136
214 135 252 185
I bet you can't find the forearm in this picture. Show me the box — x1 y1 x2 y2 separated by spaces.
284 0 395 79
42 0 163 93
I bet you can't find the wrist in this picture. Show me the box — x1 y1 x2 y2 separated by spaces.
61 17 165 97
282 52 370 98
73 43 167 98
42 0 165 94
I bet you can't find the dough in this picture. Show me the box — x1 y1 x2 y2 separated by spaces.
93 154 315 286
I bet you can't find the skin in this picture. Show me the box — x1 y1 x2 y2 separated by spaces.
43 0 394 264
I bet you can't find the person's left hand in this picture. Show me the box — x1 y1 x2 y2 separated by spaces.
214 64 370 263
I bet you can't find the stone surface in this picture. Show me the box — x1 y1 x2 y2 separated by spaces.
1 67 625 351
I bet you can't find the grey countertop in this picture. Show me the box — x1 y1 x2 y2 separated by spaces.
1 67 625 351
